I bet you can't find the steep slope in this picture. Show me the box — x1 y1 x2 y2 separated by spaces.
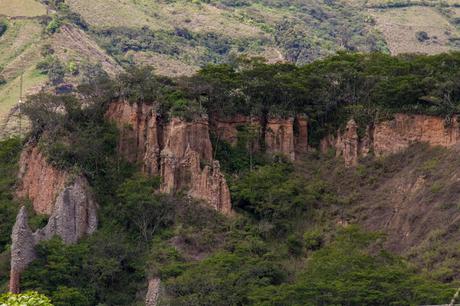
0 3 122 138
301 143 460 281
0 18 47 136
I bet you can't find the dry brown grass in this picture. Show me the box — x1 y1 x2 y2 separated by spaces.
52 25 122 76
370 6 460 54
0 0 46 17
132 51 198 77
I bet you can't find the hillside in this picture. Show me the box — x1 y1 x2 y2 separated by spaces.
2 0 460 137
0 52 460 304
3 1 460 305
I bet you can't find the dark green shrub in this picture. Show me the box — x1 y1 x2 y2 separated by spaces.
0 20 7 37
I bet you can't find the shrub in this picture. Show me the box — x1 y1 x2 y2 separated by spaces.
46 15 61 34
0 20 7 37
0 291 53 306
0 138 22 252
416 31 430 42
303 229 323 251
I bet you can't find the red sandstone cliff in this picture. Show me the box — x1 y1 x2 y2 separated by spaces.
16 145 68 215
11 145 98 293
211 115 308 160
107 101 232 214
322 114 460 166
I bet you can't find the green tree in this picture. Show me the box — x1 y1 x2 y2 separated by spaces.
116 175 175 242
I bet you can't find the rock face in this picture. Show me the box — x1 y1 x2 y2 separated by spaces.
34 176 98 244
322 114 460 166
211 115 309 160
16 145 68 214
107 101 312 212
372 114 460 156
145 278 161 306
107 101 232 214
105 101 160 175
9 207 35 294
265 117 296 160
10 147 98 293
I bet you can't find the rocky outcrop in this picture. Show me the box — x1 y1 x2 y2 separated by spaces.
211 115 308 160
372 114 460 156
16 145 68 214
34 176 98 244
164 147 232 214
10 146 98 293
322 114 460 166
212 115 259 146
9 207 35 294
265 118 296 160
145 278 161 306
107 101 232 214
106 101 161 175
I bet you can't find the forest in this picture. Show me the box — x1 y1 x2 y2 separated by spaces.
1 51 460 305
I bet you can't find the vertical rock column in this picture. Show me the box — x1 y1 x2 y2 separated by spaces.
145 278 161 306
9 207 36 294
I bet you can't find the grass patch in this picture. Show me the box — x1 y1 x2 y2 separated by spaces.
0 0 46 17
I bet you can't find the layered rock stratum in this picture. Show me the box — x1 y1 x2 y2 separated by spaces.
211 115 309 160
322 114 460 166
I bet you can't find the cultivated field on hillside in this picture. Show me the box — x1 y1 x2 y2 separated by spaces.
0 0 46 17
370 6 460 54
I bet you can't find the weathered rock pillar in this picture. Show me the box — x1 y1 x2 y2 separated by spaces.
146 278 161 306
9 207 36 293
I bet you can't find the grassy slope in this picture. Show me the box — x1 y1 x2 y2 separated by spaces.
0 18 46 128
64 0 460 71
0 0 46 17
369 6 460 54
362 0 460 54
66 0 279 75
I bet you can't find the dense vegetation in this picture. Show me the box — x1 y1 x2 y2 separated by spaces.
3 52 460 304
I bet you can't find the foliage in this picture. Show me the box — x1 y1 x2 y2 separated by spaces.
232 161 333 235
21 234 144 306
46 15 61 34
116 66 205 120
212 125 267 175
0 20 7 37
0 291 53 306
36 56 65 85
165 250 285 306
0 138 22 252
249 226 455 306
187 52 460 145
116 175 174 242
